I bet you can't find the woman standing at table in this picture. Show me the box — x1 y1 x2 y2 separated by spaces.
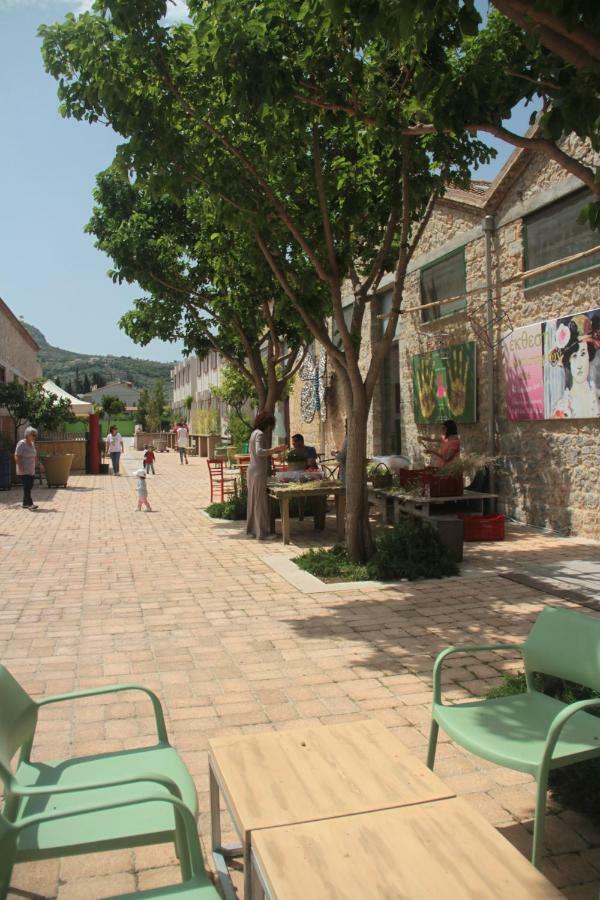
246 411 287 540
419 419 461 468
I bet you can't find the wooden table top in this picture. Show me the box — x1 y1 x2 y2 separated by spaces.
208 720 454 840
382 489 498 504
267 481 344 498
252 798 562 900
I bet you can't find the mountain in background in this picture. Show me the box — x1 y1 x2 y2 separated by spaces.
22 321 174 394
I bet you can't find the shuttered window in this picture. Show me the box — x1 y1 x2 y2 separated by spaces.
420 248 466 322
524 189 600 288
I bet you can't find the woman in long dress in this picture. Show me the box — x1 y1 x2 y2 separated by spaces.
246 412 287 540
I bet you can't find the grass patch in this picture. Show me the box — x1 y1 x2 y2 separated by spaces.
205 494 247 520
294 518 459 583
486 672 600 824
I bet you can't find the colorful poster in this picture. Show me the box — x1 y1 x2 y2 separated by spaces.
502 323 544 421
412 341 477 424
503 307 600 420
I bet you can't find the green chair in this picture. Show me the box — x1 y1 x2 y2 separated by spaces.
0 666 198 896
427 606 600 868
1 794 220 899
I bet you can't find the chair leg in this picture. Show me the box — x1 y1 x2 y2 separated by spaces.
426 719 439 770
532 767 550 869
174 811 192 881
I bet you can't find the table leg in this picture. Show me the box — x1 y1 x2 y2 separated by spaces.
313 495 326 530
209 763 242 900
250 850 270 900
281 496 290 544
335 492 346 540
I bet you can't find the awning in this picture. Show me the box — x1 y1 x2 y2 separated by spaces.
43 380 94 416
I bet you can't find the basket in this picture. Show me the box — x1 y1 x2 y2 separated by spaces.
458 513 505 541
369 462 393 489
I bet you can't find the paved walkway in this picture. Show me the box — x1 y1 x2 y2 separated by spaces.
1 446 599 898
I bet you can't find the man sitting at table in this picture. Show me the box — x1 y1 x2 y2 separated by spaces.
291 433 318 466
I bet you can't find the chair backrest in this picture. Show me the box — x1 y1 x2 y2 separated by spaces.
523 606 600 692
0 667 38 787
207 459 224 480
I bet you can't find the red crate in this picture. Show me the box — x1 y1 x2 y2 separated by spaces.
429 473 464 498
459 514 505 541
398 468 432 490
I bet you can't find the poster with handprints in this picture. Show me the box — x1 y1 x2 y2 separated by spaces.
412 341 477 424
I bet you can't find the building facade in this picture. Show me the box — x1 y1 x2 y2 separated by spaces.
81 380 141 410
289 135 600 539
171 352 230 432
0 297 42 443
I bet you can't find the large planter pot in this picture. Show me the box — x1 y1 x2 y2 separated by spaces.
0 449 11 490
42 454 74 488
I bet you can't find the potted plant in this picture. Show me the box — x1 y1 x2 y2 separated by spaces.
39 451 75 487
286 449 308 472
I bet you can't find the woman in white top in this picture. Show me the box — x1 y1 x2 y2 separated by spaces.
105 425 124 475
246 412 286 540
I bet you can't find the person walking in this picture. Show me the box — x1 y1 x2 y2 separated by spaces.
134 468 152 511
14 426 38 510
246 411 286 540
143 445 156 475
105 425 124 475
176 422 189 465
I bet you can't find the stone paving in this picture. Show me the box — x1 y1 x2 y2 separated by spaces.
1 445 600 898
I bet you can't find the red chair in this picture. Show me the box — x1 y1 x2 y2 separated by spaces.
207 459 238 503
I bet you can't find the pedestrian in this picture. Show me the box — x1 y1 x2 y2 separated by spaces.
14 426 38 510
246 411 287 540
134 468 152 511
105 425 124 475
176 422 189 465
143 444 156 475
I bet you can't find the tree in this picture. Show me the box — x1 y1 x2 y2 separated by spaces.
0 379 75 443
86 165 310 415
184 394 193 422
212 365 258 430
40 1 493 561
97 394 126 425
146 381 167 432
137 387 150 429
82 372 91 393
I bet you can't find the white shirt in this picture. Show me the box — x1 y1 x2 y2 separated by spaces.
176 427 188 448
106 432 123 453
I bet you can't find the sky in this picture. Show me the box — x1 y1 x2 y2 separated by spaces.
0 0 535 362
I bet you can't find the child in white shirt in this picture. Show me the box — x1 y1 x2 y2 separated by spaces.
135 469 152 511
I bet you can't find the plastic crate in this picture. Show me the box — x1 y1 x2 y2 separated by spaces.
429 473 464 497
459 513 505 541
398 468 432 490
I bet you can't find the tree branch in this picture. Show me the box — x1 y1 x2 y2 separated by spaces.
312 123 338 280
492 0 600 69
359 207 400 298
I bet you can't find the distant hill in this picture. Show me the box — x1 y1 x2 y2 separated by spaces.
22 322 174 394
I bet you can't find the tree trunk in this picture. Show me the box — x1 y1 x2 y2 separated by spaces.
343 387 373 563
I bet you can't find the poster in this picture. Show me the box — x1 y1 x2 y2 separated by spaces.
503 307 600 420
412 341 477 424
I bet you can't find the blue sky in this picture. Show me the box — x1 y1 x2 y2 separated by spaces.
0 1 534 361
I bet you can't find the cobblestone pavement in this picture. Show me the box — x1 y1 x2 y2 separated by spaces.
1 446 599 898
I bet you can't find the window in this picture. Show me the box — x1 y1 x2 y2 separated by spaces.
524 189 600 288
379 289 401 339
332 304 354 349
420 248 466 322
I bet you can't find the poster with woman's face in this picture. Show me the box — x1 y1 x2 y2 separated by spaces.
543 310 600 419
503 307 600 420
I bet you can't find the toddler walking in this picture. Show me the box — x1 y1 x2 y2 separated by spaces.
143 445 156 474
135 468 152 511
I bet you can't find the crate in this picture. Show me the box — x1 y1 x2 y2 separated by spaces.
398 468 431 490
459 513 505 541
429 473 463 498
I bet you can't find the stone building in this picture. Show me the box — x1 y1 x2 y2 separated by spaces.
0 297 42 443
289 136 600 539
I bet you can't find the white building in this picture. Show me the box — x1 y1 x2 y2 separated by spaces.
171 352 230 432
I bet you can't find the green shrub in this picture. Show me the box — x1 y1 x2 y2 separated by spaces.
294 519 458 583
205 494 247 520
295 545 371 582
486 672 600 824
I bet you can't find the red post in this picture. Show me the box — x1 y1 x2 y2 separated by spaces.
88 414 100 474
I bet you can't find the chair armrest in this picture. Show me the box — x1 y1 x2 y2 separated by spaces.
432 643 524 705
12 771 183 800
37 683 168 743
540 698 600 772
16 794 206 879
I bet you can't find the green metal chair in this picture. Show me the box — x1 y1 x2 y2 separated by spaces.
427 606 600 869
1 794 220 899
0 666 198 895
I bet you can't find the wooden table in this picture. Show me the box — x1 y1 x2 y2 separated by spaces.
209 720 455 900
371 487 499 523
267 481 346 545
250 798 562 900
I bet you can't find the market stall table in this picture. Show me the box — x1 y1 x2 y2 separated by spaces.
250 798 562 900
370 487 498 523
208 720 455 900
267 479 345 544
